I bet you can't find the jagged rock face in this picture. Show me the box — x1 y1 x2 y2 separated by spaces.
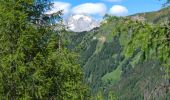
66 14 100 32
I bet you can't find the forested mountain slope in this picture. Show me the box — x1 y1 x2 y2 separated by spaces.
131 6 170 23
67 7 170 99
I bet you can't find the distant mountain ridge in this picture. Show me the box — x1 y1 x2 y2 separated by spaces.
130 6 170 23
65 6 170 32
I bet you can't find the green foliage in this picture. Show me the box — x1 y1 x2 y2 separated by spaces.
114 61 167 100
0 0 87 99
102 65 121 85
108 15 170 99
108 91 116 100
96 91 104 100
111 16 170 78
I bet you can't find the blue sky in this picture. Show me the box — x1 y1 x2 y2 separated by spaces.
50 0 166 19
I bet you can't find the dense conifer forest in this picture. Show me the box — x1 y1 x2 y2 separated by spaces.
0 0 87 99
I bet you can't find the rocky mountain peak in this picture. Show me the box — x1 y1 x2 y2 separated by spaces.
65 14 100 32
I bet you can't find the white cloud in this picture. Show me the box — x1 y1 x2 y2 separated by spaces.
46 2 71 15
72 3 107 16
109 5 128 16
104 0 122 2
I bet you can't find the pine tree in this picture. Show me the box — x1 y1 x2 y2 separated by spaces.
0 0 87 99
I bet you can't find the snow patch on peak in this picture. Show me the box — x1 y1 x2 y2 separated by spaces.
66 14 100 32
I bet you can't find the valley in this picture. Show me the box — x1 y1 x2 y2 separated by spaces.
67 7 170 99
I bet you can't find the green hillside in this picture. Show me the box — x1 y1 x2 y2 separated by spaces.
67 8 170 99
131 6 170 23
